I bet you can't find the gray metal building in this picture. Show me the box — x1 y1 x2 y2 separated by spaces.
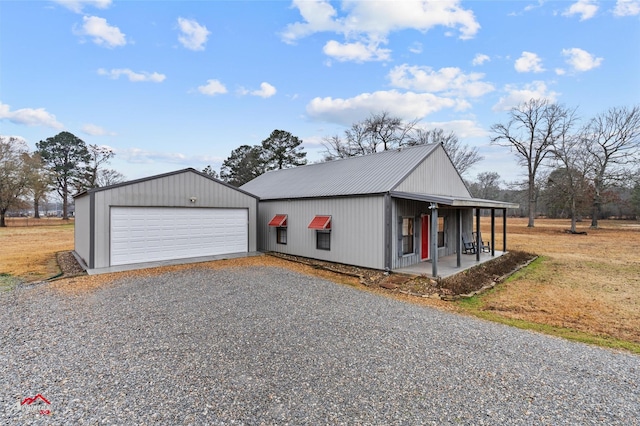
241 144 517 274
74 168 258 272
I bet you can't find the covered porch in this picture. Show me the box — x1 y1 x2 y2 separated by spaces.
390 191 518 279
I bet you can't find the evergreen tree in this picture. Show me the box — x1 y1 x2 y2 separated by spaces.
36 131 90 219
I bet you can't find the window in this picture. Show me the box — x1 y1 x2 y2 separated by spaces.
438 217 445 248
276 227 287 244
316 230 331 250
270 214 288 245
402 217 414 255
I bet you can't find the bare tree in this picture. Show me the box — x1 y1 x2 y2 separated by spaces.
364 111 418 151
321 135 351 161
96 169 125 187
468 171 502 199
0 136 29 227
321 112 418 160
583 105 640 228
22 152 53 219
408 128 483 176
547 109 587 232
491 99 572 227
85 144 116 189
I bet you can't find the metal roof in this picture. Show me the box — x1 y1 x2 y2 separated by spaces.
390 191 520 209
74 167 258 199
241 144 440 199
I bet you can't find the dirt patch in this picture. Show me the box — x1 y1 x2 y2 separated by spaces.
435 251 537 297
267 252 537 300
268 253 389 286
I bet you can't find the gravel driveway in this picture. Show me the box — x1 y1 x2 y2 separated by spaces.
1 266 638 425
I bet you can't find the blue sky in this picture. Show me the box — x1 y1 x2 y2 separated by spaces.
1 0 639 184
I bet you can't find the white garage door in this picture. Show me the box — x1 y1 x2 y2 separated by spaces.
110 207 248 266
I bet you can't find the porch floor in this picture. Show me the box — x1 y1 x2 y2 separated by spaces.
395 250 506 278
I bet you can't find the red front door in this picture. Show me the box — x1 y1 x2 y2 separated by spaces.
421 215 430 260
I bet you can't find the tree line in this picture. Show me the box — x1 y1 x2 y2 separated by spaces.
3 102 637 228
0 132 123 226
213 105 639 231
212 113 484 187
490 100 640 230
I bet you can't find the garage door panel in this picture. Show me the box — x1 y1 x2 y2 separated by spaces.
110 207 248 266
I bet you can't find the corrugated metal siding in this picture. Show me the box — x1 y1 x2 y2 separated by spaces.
391 199 468 269
73 195 90 265
91 171 257 269
394 147 471 197
257 196 386 270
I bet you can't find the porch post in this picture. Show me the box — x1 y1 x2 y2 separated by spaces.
384 194 392 271
475 208 481 262
503 208 507 252
430 203 438 277
491 209 496 257
456 209 462 268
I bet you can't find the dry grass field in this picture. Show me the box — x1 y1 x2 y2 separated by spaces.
0 219 74 281
1 217 638 349
474 217 640 346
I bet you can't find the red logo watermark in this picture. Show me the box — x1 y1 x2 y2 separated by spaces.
19 393 51 416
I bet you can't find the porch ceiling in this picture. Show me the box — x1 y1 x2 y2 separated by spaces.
389 191 519 209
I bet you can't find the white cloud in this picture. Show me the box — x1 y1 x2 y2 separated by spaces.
418 119 488 139
388 64 495 98
472 53 490 66
0 102 64 129
492 81 559 111
97 68 166 82
281 0 342 43
117 147 223 166
306 90 458 125
198 79 228 96
81 123 116 136
282 0 480 62
75 15 126 48
614 0 640 16
409 42 423 54
562 0 599 20
514 51 545 73
53 0 111 13
323 40 391 62
562 47 603 72
177 17 210 51
250 82 277 98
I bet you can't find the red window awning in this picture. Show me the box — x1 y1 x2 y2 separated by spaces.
308 215 331 230
268 214 287 227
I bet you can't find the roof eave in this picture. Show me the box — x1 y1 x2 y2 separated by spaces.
390 191 519 209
